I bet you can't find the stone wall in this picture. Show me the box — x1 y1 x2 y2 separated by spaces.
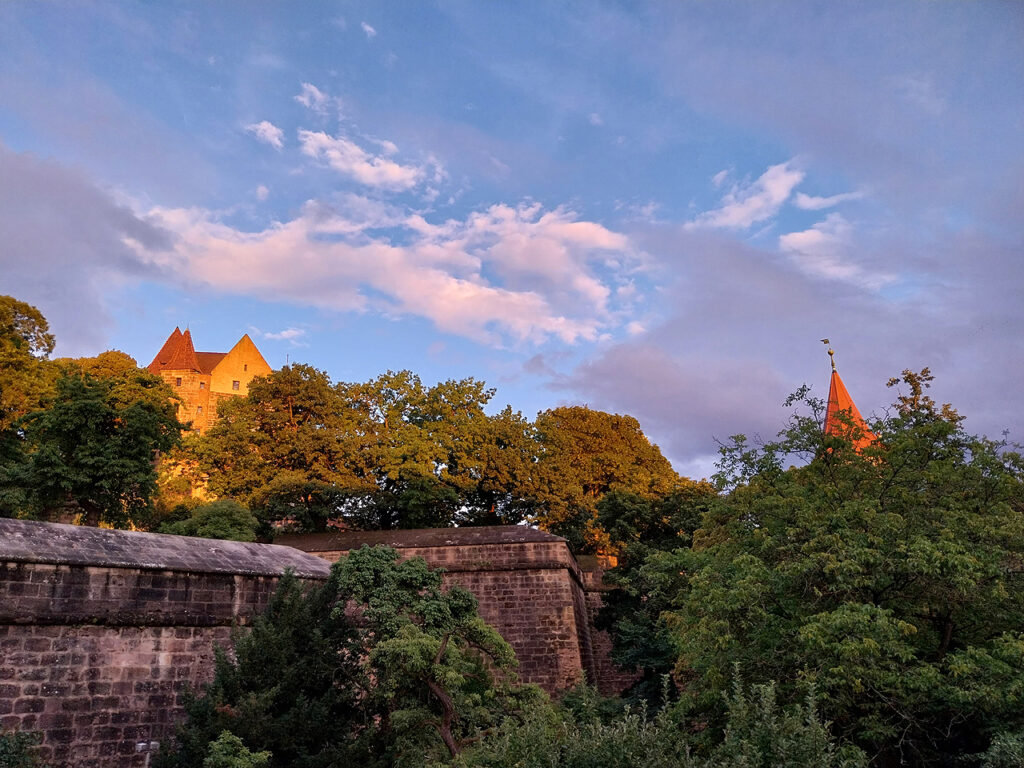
0 521 635 768
0 519 329 768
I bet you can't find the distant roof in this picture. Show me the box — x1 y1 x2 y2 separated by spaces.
148 329 259 375
0 518 330 578
195 351 227 374
278 525 565 553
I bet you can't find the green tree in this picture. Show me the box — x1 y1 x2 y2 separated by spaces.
532 406 686 552
1 357 183 525
195 367 542 532
160 547 530 768
595 486 715 702
160 499 259 542
0 296 56 433
203 732 271 768
643 372 1024 764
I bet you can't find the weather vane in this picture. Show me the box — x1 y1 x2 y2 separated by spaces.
821 338 836 372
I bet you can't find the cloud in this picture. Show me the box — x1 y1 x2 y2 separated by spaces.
263 327 306 343
793 190 863 210
140 199 639 347
0 144 172 353
779 213 893 289
361 22 377 39
588 112 603 126
294 82 329 113
687 161 804 229
255 185 269 201
244 120 284 149
298 129 427 190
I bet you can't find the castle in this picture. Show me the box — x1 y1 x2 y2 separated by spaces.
147 328 272 434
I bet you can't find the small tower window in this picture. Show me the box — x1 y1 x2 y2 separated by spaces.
244 364 248 371
196 406 203 415
175 377 182 386
232 380 240 391
199 382 205 390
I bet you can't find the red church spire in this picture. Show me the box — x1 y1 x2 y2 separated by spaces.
822 340 876 451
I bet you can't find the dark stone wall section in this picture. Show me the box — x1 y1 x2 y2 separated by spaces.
1 521 635 768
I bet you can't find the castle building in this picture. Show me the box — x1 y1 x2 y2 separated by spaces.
147 328 272 433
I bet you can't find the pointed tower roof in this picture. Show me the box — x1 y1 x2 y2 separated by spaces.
147 327 183 374
822 341 876 451
163 329 202 372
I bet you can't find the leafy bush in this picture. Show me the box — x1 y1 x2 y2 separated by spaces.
203 732 271 768
159 499 259 541
0 732 45 768
456 679 864 768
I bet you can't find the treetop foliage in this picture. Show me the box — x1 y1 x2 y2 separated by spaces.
602 370 1024 765
187 363 692 548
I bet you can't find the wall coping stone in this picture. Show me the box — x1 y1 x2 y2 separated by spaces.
0 518 331 578
276 525 565 551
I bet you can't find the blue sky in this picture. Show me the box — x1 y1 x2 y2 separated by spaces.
1 1 1021 478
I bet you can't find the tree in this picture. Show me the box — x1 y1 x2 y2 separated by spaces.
160 499 259 542
594 486 715 702
1 357 183 526
0 296 56 433
160 547 531 768
195 367 543 532
638 372 1024 764
532 406 687 552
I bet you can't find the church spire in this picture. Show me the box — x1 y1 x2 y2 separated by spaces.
821 340 875 450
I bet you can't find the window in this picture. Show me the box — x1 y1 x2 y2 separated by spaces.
199 382 205 390
243 364 248 372
196 406 203 415
232 380 240 391
175 377 182 386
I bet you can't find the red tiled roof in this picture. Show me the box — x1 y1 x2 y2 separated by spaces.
163 329 201 372
147 327 183 374
195 352 227 374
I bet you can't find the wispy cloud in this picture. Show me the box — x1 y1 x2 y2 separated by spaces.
588 112 603 126
794 190 863 210
294 82 329 114
779 213 893 289
687 161 804 230
141 199 639 347
244 120 284 149
361 21 377 39
298 129 427 190
255 185 269 201
263 327 307 343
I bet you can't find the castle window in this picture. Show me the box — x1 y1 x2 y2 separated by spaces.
232 380 240 390
176 377 182 386
199 382 205 390
196 406 203 415
244 364 248 371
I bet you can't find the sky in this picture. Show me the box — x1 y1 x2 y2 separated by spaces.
1 1 1021 479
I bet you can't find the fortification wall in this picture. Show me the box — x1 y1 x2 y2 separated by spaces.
1 522 635 768
0 520 329 768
